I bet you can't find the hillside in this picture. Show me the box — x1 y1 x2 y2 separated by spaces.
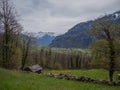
50 10 120 48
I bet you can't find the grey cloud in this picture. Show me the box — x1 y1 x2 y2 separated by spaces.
12 0 120 34
48 0 120 17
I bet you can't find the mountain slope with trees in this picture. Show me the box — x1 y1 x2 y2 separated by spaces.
50 11 120 48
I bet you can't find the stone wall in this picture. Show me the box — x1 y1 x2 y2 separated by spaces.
46 73 120 86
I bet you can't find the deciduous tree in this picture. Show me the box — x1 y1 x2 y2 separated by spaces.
88 19 120 82
0 0 22 68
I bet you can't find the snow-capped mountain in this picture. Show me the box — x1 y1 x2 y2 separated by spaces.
33 32 56 39
104 11 120 21
32 32 56 46
112 11 120 19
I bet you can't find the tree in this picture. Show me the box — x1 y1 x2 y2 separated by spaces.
21 33 32 70
88 18 120 82
90 39 120 70
89 40 110 69
0 0 22 68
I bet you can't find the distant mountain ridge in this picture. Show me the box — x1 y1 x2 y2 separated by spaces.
33 32 55 38
24 32 56 46
49 10 120 48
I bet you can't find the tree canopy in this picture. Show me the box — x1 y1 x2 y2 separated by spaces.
89 18 120 82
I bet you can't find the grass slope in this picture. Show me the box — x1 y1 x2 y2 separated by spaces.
0 68 120 90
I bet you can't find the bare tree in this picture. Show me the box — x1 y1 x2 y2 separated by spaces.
0 0 22 68
21 33 32 70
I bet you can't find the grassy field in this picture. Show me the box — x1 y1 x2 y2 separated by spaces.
36 46 89 54
45 69 119 81
0 68 120 90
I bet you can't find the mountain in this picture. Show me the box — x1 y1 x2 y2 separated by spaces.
49 10 120 48
32 32 56 46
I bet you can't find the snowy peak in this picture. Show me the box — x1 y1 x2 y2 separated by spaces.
32 32 56 38
108 10 120 20
114 11 120 18
32 32 56 46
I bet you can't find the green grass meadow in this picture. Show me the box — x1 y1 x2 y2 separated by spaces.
0 68 120 90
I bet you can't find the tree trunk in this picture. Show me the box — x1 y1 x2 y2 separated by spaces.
21 37 31 70
108 39 115 82
105 28 115 82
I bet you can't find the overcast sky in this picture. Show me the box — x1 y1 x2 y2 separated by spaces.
12 0 120 35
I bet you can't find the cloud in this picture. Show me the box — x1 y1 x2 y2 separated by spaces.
12 0 120 34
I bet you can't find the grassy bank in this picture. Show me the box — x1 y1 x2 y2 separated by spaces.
0 68 120 90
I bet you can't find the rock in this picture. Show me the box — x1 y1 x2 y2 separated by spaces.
58 73 63 76
48 73 54 77
117 74 120 80
87 78 93 82
101 80 109 84
99 80 104 84
108 81 116 86
75 76 85 81
90 78 95 82
93 80 100 84
64 76 70 80
70 76 76 80
56 75 63 79
75 76 80 81
116 82 120 86
56 73 64 79
85 77 90 82
64 74 71 80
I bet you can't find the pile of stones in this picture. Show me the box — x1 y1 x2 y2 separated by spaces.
46 73 120 86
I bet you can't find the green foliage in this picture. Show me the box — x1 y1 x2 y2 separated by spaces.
10 48 22 69
89 40 109 69
90 39 120 70
28 47 90 69
88 19 120 81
